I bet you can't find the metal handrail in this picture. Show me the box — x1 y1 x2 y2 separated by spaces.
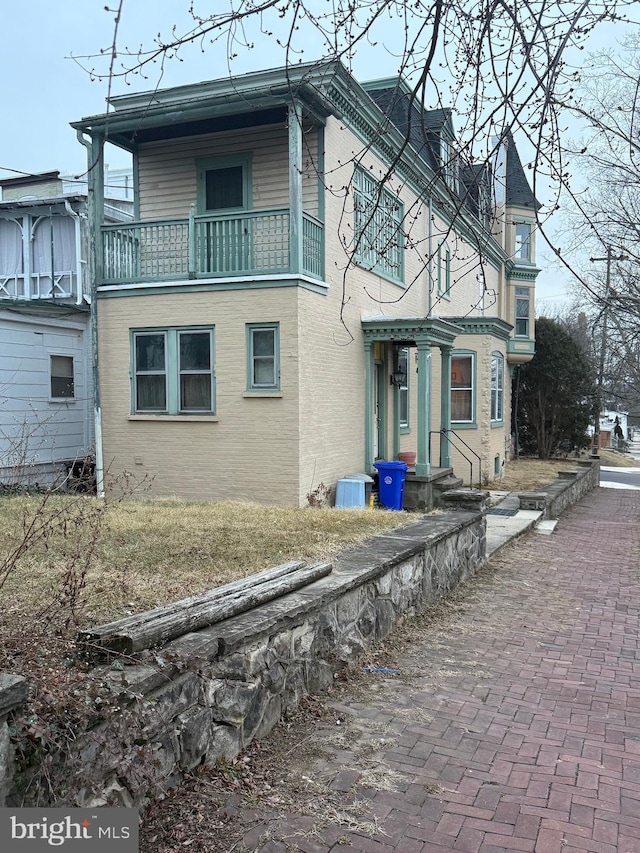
431 428 482 489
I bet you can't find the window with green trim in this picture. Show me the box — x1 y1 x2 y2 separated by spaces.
440 133 457 193
247 323 280 390
515 222 532 261
515 286 530 337
353 166 403 282
133 327 215 414
196 155 252 213
398 346 409 429
491 352 504 422
437 242 451 297
451 353 474 423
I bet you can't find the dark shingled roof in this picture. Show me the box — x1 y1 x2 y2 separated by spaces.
365 81 541 213
504 131 541 210
365 86 443 175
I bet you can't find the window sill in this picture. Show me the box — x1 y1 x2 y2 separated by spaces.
128 414 219 422
242 391 283 398
353 259 404 288
451 421 477 430
49 398 76 403
490 420 505 429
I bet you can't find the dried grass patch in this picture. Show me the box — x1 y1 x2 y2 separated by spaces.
494 450 632 493
0 496 415 630
490 457 580 491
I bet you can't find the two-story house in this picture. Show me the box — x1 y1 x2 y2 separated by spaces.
0 170 132 487
71 61 538 506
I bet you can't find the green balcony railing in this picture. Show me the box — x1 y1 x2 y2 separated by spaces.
101 208 324 284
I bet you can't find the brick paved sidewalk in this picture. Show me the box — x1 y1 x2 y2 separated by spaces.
244 488 640 853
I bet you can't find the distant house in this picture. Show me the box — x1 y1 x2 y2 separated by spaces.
72 60 539 506
0 170 132 486
591 409 630 449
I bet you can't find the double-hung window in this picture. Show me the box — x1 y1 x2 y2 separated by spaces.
133 327 215 414
451 353 474 424
437 242 451 297
514 222 532 261
247 323 279 390
491 352 504 423
515 287 530 337
353 166 403 282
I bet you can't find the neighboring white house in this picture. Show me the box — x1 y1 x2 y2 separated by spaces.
587 408 630 450
0 170 132 487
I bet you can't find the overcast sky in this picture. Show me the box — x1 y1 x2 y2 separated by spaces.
1 1 635 305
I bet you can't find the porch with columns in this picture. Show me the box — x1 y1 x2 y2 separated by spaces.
361 316 462 483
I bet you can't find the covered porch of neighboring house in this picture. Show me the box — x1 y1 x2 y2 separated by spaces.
362 316 464 510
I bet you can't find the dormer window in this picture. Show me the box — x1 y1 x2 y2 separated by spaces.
440 134 456 192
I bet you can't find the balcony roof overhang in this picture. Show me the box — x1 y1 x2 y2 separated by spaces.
448 316 513 341
361 316 463 348
71 61 341 152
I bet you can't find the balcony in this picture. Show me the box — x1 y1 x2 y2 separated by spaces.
0 271 79 302
100 208 324 285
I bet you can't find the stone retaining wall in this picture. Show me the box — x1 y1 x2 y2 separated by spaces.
517 460 600 517
1 460 601 807
5 511 485 807
543 459 600 519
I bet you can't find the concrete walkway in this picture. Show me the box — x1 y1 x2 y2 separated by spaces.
243 487 640 853
485 492 544 558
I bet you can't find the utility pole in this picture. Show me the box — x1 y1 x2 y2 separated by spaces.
589 247 627 455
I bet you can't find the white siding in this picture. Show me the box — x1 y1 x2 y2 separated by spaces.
0 311 92 483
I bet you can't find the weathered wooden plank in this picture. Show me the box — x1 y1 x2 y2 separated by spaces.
78 560 332 657
82 560 308 638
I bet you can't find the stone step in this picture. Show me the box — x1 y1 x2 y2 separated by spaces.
434 475 464 492
535 519 558 535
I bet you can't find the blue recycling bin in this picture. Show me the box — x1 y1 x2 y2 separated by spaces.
373 461 408 510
